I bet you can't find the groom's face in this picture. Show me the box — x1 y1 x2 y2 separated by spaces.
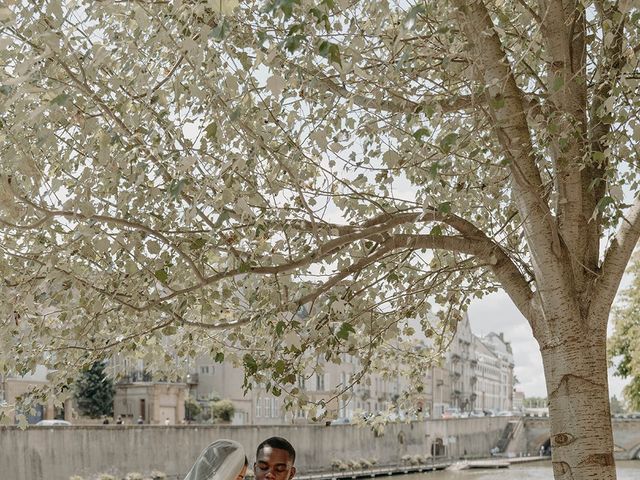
254 446 296 480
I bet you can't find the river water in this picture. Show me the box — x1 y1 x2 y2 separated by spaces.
404 460 640 479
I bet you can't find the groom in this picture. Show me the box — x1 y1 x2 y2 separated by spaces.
254 437 296 480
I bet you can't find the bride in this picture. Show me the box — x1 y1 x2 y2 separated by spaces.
184 439 248 480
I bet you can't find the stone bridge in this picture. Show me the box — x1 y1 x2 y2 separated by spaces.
515 417 640 460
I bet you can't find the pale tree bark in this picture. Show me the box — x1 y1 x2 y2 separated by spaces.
540 309 614 479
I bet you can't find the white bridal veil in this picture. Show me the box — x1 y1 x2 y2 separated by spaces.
184 439 246 480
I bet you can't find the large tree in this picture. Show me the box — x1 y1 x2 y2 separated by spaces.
1 1 639 478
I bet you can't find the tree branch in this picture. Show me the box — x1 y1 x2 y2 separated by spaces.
294 208 535 320
516 0 543 25
293 245 400 307
539 1 589 281
13 193 206 283
455 0 572 318
394 233 534 320
581 2 627 282
274 39 477 115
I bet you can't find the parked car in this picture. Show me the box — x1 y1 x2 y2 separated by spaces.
496 410 523 417
35 419 71 426
330 417 350 425
469 409 486 417
442 407 461 419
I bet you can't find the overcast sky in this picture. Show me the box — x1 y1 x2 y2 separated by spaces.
467 290 629 400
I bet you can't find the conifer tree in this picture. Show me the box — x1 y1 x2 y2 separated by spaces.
74 362 114 419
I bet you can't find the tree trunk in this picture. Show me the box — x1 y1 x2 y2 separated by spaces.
540 318 615 480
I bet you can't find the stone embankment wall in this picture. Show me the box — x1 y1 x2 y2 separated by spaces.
0 417 509 480
522 417 640 460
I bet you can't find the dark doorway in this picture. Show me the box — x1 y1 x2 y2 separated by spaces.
431 438 445 457
139 399 146 421
539 438 551 456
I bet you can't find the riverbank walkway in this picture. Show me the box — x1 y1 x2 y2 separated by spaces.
296 456 548 480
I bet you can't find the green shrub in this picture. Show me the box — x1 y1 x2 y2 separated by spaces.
184 397 201 421
210 399 234 422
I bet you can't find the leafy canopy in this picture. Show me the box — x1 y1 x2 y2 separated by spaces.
1 0 640 419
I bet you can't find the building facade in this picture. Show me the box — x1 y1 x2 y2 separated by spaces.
108 353 189 424
477 331 515 412
0 366 73 424
113 382 188 424
110 312 515 425
187 313 514 424
419 314 514 417
513 389 525 412
188 353 401 425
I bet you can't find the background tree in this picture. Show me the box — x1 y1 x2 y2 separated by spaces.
1 1 640 478
184 396 202 422
210 399 235 423
74 361 114 419
609 258 640 411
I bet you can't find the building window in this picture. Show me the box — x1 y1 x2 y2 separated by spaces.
316 373 325 391
256 398 262 418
